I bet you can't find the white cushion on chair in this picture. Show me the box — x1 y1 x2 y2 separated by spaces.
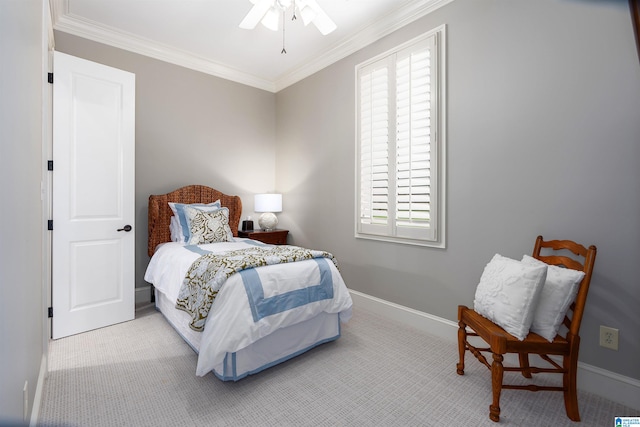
474 254 547 340
522 255 585 342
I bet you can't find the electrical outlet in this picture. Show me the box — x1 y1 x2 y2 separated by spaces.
599 326 619 351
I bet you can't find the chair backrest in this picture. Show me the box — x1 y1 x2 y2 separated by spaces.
532 235 597 339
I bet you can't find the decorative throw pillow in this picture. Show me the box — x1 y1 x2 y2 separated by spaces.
168 201 221 243
473 254 547 340
184 205 233 245
521 255 585 342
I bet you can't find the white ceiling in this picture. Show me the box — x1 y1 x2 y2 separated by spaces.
50 0 452 92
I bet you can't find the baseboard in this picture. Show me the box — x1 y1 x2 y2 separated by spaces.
349 289 458 340
577 362 640 410
30 353 47 427
135 285 152 305
349 289 640 410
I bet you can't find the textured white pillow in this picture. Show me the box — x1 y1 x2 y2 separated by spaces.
522 255 585 342
474 254 547 340
184 206 233 245
168 201 221 243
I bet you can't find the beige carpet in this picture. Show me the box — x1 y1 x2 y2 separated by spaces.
38 304 638 426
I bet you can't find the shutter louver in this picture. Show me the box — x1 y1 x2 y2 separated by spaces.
396 48 432 230
360 65 389 226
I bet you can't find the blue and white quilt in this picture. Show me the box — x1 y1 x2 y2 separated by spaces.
145 239 353 377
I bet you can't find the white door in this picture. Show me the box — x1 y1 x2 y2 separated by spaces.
52 51 135 339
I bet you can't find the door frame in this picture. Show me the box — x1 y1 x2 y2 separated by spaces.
42 0 54 349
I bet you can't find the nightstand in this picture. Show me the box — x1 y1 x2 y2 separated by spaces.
237 229 289 245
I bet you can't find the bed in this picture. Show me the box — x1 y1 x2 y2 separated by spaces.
144 185 353 380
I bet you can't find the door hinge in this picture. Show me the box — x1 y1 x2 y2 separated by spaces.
47 73 53 84
48 307 53 318
47 160 53 171
47 220 53 230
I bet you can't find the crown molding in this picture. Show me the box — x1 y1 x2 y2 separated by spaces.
50 0 276 92
50 0 454 93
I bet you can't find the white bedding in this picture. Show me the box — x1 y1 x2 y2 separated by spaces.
144 238 353 377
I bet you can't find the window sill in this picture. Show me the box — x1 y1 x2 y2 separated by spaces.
355 232 446 249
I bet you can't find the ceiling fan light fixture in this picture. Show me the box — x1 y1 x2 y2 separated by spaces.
239 0 336 38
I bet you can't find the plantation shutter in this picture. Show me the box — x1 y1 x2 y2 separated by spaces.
358 59 391 235
357 29 442 245
395 36 437 241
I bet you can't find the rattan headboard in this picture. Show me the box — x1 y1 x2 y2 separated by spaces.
148 185 242 256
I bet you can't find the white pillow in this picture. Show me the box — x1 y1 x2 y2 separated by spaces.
522 255 585 342
169 216 181 243
183 205 233 245
168 201 221 243
474 254 547 340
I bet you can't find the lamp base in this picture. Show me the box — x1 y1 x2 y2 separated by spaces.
258 212 278 231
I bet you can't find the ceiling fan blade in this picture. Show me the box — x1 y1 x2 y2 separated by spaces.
303 0 336 35
260 6 280 31
239 0 273 30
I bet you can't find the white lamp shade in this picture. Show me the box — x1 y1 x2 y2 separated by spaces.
254 194 282 213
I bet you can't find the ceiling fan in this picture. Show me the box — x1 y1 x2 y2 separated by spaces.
239 0 337 36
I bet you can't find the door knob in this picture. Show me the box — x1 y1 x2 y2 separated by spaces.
117 225 132 232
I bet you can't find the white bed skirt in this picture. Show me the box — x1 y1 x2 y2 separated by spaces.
155 289 342 381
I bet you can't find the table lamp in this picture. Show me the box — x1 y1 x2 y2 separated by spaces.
254 193 282 231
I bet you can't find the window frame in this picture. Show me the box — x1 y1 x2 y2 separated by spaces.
355 25 446 248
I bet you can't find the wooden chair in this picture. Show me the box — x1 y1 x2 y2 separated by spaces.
456 236 597 422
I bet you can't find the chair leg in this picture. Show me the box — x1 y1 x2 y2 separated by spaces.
518 352 532 378
563 340 581 421
490 353 503 422
457 321 467 375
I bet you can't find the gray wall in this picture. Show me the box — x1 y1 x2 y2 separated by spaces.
52 0 639 382
54 32 278 297
276 0 640 380
0 0 46 422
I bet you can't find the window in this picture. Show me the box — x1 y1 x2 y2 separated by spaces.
356 26 446 248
